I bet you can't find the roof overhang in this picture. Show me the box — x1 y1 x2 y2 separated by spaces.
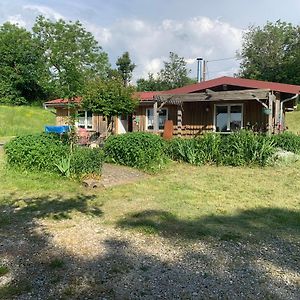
153 89 271 105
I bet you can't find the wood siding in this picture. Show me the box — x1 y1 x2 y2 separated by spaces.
55 108 106 133
56 108 69 125
135 100 268 137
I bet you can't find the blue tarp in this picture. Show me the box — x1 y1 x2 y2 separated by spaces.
45 125 70 134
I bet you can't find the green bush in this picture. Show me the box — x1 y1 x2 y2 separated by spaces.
4 133 104 176
104 132 167 171
168 131 276 166
272 131 300 154
221 131 275 166
167 134 222 165
70 147 104 176
4 133 69 172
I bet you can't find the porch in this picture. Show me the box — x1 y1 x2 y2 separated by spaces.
135 89 291 137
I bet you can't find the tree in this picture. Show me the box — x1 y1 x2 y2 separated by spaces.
159 52 193 89
0 23 46 104
238 20 300 84
32 15 110 99
116 51 136 86
136 52 195 91
136 73 165 91
82 78 137 118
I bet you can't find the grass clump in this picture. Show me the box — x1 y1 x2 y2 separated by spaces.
168 131 276 166
48 258 65 269
0 281 31 298
0 265 9 276
272 131 300 154
104 132 168 171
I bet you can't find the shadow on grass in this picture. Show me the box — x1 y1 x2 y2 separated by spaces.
117 208 300 241
0 193 102 226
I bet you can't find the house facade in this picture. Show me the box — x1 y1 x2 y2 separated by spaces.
44 76 300 137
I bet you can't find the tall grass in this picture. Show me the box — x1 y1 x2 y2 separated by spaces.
168 131 276 166
0 105 55 138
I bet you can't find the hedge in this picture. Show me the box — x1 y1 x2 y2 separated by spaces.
104 132 167 171
4 133 104 176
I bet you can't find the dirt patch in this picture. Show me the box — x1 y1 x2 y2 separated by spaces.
100 163 148 188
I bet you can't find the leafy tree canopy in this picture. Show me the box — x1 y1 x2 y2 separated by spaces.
136 73 166 92
137 52 195 91
82 78 137 117
116 51 136 86
33 15 110 99
238 20 300 84
0 23 46 105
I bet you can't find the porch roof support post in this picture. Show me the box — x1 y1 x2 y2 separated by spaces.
153 101 159 132
268 92 275 135
177 105 182 138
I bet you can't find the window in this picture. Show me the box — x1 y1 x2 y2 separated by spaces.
146 108 168 130
77 111 93 130
215 104 243 132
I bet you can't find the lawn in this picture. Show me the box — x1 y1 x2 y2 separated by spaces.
0 105 55 141
286 110 300 134
0 148 299 298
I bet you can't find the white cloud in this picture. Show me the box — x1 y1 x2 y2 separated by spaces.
0 4 244 82
23 5 65 20
7 14 26 27
85 16 244 81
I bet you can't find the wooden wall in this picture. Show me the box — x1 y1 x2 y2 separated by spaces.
55 108 107 133
56 108 69 125
135 100 268 136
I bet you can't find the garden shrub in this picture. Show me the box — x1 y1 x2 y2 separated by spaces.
4 133 69 172
220 131 275 166
4 133 104 176
104 132 167 171
168 131 276 166
167 134 222 165
70 147 104 176
272 131 300 154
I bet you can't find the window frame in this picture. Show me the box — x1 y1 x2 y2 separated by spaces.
213 103 243 133
76 110 93 131
146 107 169 130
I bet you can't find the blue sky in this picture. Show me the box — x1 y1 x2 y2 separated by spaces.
1 0 300 81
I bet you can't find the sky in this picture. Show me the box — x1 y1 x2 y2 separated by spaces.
1 0 300 82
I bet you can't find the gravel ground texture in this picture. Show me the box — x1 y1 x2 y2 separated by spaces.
0 216 299 300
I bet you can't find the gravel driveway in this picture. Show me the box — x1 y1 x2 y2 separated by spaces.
0 216 299 299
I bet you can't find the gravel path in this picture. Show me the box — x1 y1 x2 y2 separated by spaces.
0 216 299 299
100 163 148 188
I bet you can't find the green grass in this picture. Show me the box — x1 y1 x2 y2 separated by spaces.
0 148 299 297
48 259 65 269
285 110 300 134
0 105 55 140
0 265 9 276
0 281 31 298
0 148 299 242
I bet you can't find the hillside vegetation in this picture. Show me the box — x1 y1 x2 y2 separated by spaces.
0 105 55 140
285 110 300 134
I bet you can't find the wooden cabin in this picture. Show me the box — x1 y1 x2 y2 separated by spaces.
44 76 300 138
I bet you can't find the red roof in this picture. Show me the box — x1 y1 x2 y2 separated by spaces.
163 76 300 95
135 91 163 101
137 76 300 101
45 77 300 105
44 97 82 106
